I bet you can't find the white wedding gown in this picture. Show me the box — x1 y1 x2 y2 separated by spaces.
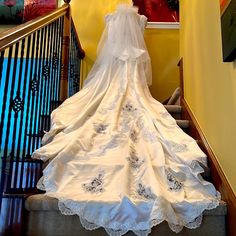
33 4 220 236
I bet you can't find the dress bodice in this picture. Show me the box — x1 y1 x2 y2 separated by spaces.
105 13 147 33
99 4 149 62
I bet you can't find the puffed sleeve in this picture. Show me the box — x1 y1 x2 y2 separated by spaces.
140 15 148 32
105 13 112 24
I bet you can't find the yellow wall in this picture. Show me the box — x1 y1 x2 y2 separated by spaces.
180 0 236 193
71 0 179 102
145 28 179 101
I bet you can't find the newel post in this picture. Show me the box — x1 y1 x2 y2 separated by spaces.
60 0 71 101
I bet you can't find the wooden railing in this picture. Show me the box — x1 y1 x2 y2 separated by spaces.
0 0 85 208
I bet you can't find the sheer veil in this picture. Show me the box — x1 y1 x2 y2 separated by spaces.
83 3 152 87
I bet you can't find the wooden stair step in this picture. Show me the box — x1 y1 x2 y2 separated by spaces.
164 104 182 113
176 119 190 129
164 105 182 119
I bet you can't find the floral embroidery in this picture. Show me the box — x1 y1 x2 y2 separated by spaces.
136 116 144 129
166 170 183 191
122 101 137 113
169 141 188 153
94 123 109 134
130 128 139 143
137 183 155 200
127 145 144 169
82 172 105 193
142 129 157 143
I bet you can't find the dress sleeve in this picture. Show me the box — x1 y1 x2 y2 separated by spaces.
140 15 148 32
105 14 112 23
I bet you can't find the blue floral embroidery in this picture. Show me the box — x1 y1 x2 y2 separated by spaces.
122 102 137 113
94 123 109 134
82 172 105 193
169 141 188 153
135 116 144 129
130 128 139 143
127 145 144 169
166 170 183 191
137 183 154 200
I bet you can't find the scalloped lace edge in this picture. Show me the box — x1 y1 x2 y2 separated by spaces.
36 170 221 236
53 195 220 236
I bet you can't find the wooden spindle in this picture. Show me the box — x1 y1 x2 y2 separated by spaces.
60 5 71 101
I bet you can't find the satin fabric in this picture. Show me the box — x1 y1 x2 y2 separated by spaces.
32 4 220 236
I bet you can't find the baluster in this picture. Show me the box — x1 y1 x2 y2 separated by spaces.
35 161 41 189
41 23 53 143
0 50 5 134
47 21 57 130
6 42 20 191
54 16 64 106
29 162 33 188
0 51 4 84
69 28 73 95
69 27 74 95
75 39 81 92
52 17 63 110
60 7 70 101
0 46 12 197
68 35 71 96
58 16 64 100
23 32 36 159
49 20 58 112
27 30 41 155
73 36 77 92
31 27 44 153
37 25 48 147
77 51 82 91
19 35 32 189
25 158 30 189
12 39 26 190
33 27 44 151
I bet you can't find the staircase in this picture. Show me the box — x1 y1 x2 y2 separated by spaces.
24 102 227 236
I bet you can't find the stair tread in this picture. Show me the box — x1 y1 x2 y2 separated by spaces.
176 119 190 128
25 194 227 215
164 104 182 113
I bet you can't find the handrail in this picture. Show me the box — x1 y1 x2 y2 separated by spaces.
0 0 85 209
0 4 69 52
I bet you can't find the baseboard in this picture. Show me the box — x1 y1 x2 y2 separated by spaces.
181 98 236 236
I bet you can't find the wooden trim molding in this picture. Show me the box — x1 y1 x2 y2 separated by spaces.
146 22 180 29
178 57 236 236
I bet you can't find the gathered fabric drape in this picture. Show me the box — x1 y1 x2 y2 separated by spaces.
32 4 220 236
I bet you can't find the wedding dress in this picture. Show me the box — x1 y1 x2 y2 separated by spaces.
32 4 220 236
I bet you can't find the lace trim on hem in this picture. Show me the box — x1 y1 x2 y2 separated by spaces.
55 196 220 236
